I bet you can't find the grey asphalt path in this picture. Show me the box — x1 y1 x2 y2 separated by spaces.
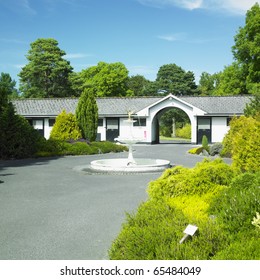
0 144 231 260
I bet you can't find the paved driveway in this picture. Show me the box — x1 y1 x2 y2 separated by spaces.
0 144 231 260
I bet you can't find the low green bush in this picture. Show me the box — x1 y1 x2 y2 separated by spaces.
212 231 260 260
188 147 204 155
35 140 127 157
109 199 227 260
210 172 260 234
92 141 128 153
175 123 191 139
148 159 234 200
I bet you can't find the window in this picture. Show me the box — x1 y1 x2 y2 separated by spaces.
226 117 232 126
49 119 56 127
133 118 146 127
32 119 43 130
98 118 103 127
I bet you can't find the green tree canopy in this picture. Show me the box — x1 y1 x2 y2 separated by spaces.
155 64 198 95
213 63 247 95
73 62 130 97
19 38 73 98
232 3 260 93
198 72 219 96
126 75 152 96
76 87 98 141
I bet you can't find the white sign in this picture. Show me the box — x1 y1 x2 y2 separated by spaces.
184 224 198 236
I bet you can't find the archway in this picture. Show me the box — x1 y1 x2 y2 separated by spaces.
147 95 197 144
151 107 192 144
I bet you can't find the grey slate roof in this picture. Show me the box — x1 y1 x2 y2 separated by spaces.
12 95 251 117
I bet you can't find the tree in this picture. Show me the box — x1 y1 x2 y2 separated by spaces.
19 38 73 98
213 63 247 95
198 72 219 95
232 3 260 94
244 92 260 119
76 87 98 141
126 75 151 96
73 62 130 97
155 64 198 95
0 73 19 100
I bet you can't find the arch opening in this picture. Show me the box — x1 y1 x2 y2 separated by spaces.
151 107 192 144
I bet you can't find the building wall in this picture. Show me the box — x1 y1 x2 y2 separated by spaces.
211 117 230 143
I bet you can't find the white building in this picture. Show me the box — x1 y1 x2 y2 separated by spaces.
13 94 251 144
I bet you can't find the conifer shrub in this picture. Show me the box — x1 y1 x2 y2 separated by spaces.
0 103 43 159
221 116 260 173
148 159 234 200
50 110 82 141
202 135 209 152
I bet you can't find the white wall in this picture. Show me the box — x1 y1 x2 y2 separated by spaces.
211 117 230 142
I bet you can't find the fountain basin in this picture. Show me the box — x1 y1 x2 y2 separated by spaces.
90 158 170 173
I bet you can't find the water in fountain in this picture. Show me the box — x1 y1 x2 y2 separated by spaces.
90 113 171 173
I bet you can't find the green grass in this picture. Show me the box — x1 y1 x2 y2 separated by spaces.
159 136 190 142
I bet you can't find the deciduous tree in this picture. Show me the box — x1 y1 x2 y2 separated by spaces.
232 3 260 94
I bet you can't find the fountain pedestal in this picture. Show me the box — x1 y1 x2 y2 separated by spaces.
90 115 171 173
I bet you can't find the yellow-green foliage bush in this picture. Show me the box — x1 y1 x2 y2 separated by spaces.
148 158 234 200
188 147 204 155
50 110 82 141
175 123 191 139
221 116 260 172
109 200 226 260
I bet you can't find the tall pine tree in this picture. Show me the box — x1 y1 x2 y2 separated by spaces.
76 87 98 141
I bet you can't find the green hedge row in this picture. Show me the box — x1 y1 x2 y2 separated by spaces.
35 139 127 157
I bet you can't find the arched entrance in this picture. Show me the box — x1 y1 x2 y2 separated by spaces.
147 95 197 144
152 107 191 144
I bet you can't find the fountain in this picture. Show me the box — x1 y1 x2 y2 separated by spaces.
90 111 171 173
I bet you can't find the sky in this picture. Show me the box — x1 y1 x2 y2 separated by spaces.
0 0 259 87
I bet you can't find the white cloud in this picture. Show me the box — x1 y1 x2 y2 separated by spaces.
137 0 260 15
137 0 203 10
157 33 187 41
204 0 260 15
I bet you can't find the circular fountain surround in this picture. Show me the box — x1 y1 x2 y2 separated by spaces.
90 158 170 173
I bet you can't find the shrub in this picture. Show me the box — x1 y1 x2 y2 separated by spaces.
202 135 209 152
50 110 82 141
0 103 43 159
210 172 260 234
92 141 128 153
221 116 260 172
175 123 191 139
212 231 260 260
148 159 234 200
209 142 223 156
188 146 204 155
35 140 127 157
109 199 227 260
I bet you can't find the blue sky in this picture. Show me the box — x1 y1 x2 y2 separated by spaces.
0 0 259 86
